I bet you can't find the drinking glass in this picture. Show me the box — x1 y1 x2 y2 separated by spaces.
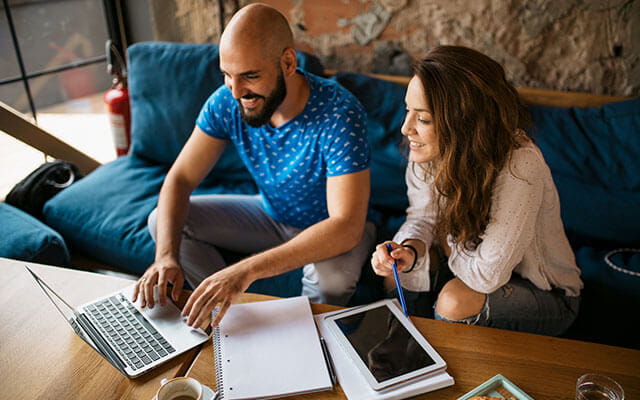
576 373 624 400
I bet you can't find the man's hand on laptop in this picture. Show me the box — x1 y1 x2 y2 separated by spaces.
133 257 185 309
182 263 253 328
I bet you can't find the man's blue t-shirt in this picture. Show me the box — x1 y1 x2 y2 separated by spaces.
196 69 370 229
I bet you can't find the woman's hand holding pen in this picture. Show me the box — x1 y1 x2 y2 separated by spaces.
371 241 415 277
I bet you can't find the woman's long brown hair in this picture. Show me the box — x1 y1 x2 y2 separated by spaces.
412 45 531 251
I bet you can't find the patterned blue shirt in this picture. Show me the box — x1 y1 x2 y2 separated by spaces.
196 69 370 229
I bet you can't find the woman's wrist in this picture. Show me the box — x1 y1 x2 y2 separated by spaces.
401 244 418 273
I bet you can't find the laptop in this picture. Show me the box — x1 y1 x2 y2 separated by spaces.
26 266 210 378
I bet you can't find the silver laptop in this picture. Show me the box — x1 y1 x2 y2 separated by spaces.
27 266 210 378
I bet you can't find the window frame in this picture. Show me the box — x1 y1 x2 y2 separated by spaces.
0 0 128 121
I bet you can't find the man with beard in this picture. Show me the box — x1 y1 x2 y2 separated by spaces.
133 4 375 327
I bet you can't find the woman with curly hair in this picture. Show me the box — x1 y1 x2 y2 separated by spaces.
371 46 583 335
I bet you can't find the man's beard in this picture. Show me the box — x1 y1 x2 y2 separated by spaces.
239 71 287 127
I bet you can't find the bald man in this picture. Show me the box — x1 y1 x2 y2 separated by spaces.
133 4 376 326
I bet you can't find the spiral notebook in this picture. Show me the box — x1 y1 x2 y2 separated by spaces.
212 296 333 400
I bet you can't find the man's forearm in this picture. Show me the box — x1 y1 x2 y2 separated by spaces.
235 216 366 283
237 169 371 283
154 178 192 262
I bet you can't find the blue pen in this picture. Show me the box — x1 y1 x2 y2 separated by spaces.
386 243 409 316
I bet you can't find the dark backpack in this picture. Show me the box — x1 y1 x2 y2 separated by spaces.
5 160 83 220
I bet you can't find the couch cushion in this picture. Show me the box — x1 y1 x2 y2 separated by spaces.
567 246 640 349
550 174 640 247
529 98 640 246
247 268 303 298
1 202 70 265
127 42 250 188
330 72 409 237
43 156 164 274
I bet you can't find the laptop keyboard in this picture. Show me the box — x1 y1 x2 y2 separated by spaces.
85 294 176 371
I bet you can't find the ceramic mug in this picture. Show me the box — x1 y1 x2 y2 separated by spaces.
156 377 203 400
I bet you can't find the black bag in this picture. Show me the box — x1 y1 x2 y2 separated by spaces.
5 160 83 220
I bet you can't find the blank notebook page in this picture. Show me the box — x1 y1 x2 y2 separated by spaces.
213 296 332 400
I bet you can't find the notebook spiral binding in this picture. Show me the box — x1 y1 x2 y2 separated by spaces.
212 307 225 399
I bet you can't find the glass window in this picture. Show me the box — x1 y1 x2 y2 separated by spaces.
0 7 21 81
1 0 111 112
30 62 110 110
1 0 117 198
0 81 26 113
10 0 109 74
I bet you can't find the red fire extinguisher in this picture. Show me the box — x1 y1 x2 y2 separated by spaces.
104 41 131 157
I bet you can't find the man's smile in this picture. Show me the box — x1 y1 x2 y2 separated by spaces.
241 96 263 110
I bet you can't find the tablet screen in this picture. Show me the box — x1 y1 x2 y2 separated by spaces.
333 304 436 383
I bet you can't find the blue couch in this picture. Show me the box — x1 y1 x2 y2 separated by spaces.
41 42 639 348
0 201 70 265
528 99 640 348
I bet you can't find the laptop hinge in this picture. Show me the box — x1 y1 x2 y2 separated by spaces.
25 266 130 377
75 313 129 376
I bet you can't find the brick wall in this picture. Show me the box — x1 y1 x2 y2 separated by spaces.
149 0 640 96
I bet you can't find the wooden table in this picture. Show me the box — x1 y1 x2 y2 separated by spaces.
0 257 198 400
187 297 640 400
2 257 639 399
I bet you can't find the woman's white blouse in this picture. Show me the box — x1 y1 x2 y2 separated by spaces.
393 141 583 296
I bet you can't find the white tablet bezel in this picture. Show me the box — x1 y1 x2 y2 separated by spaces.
323 299 446 391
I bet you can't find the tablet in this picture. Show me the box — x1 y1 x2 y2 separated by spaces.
324 299 447 391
